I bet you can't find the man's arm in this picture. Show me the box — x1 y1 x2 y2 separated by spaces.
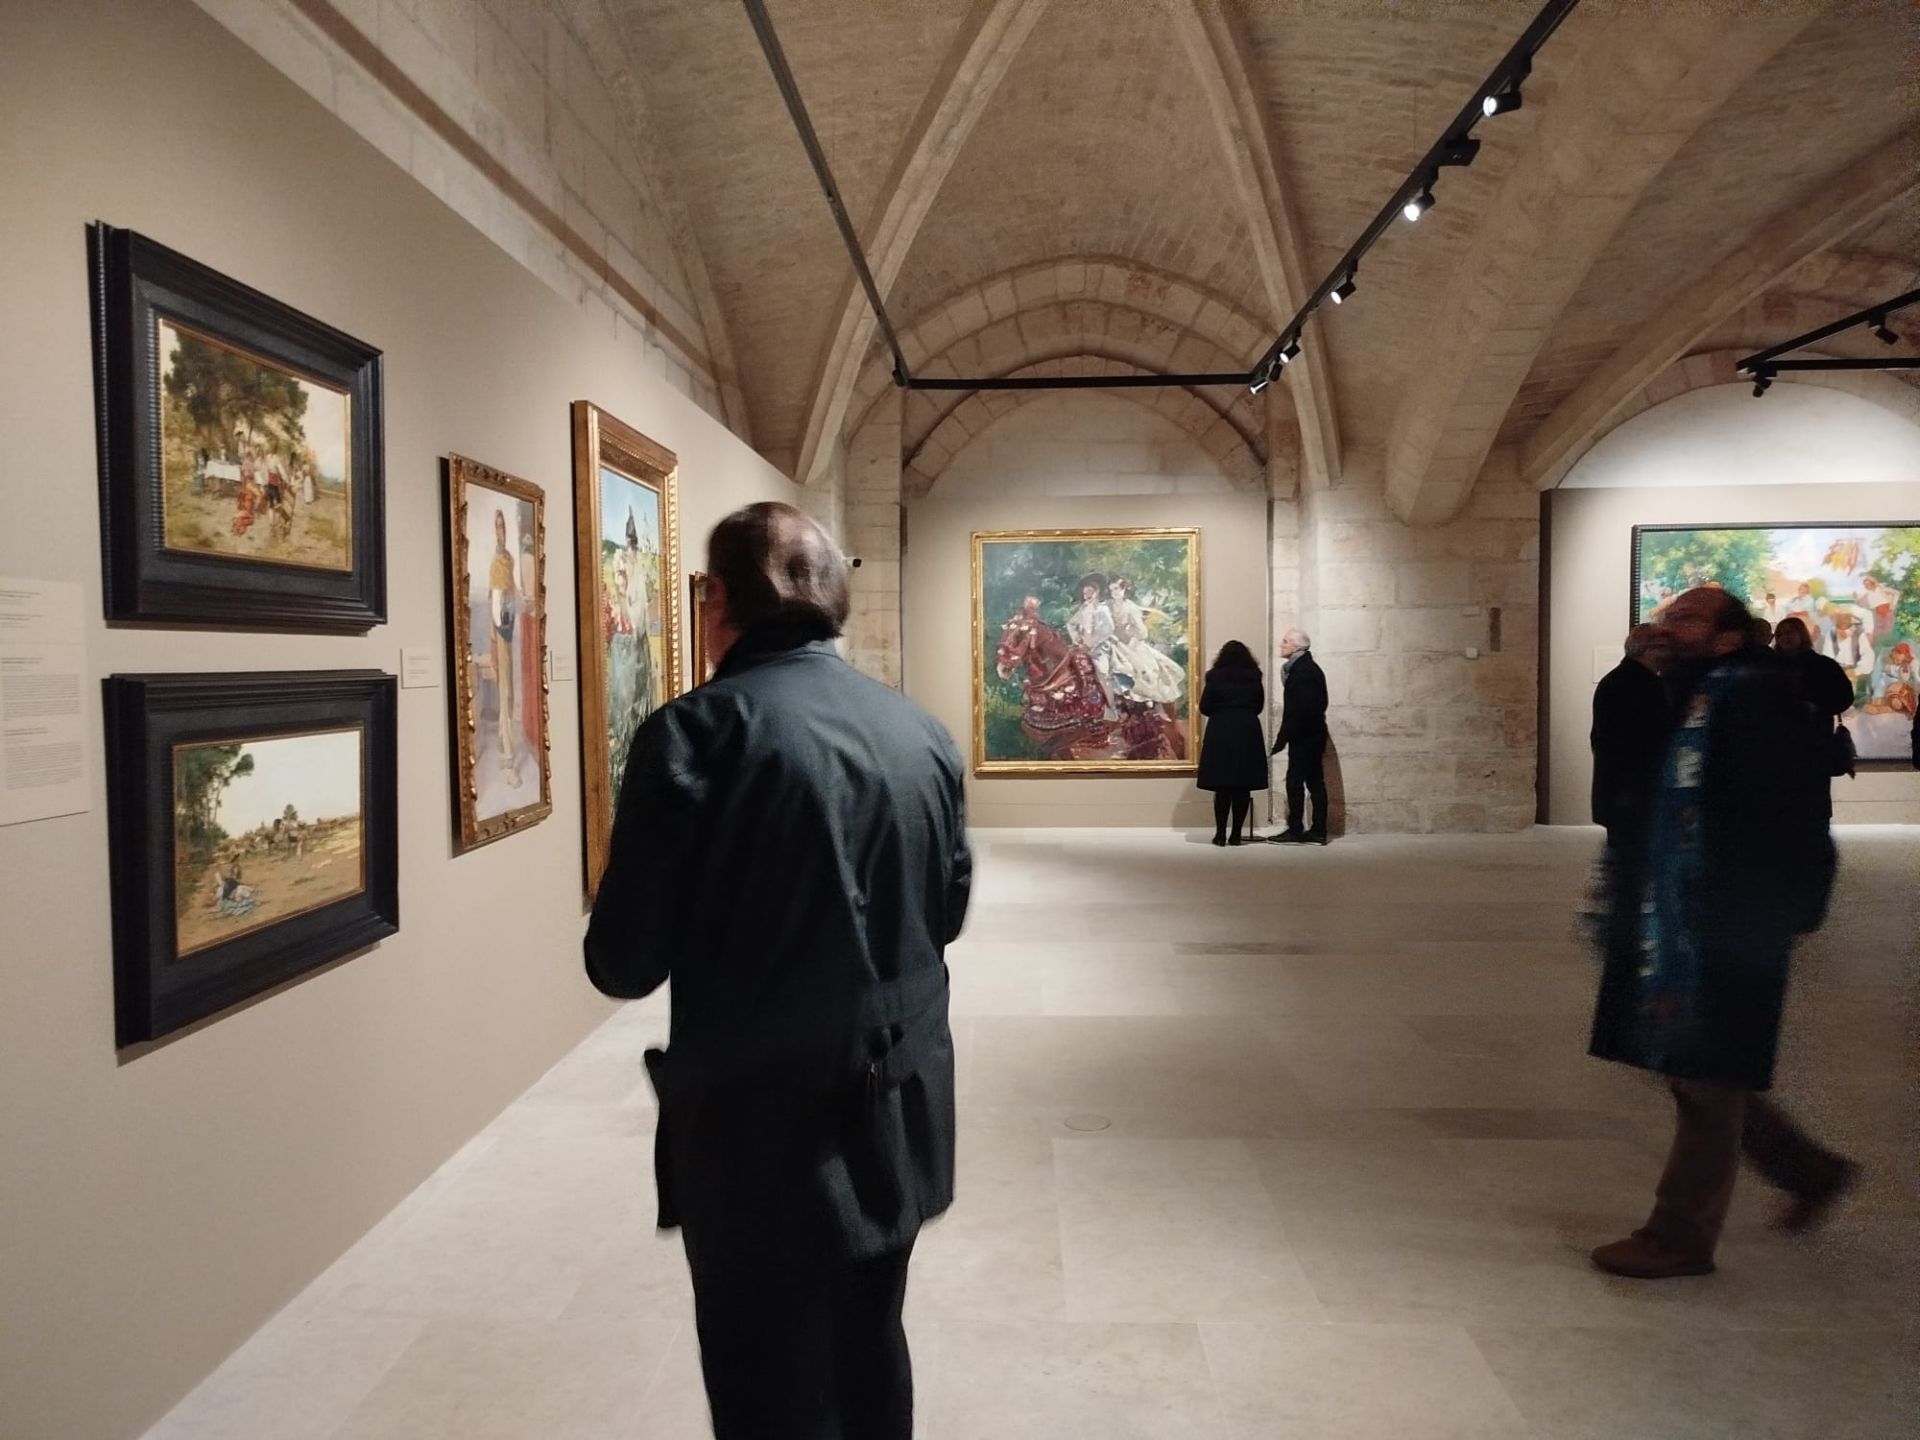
938 736 972 946
584 707 704 999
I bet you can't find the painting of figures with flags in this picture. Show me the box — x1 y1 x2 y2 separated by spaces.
1632 521 1920 761
973 528 1200 775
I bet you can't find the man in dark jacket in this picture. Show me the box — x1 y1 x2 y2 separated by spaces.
585 502 971 1439
1588 587 1834 1279
1268 627 1330 844
1589 622 1671 853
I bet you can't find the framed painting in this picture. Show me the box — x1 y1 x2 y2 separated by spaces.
689 571 715 687
1632 522 1920 762
571 401 680 897
103 671 399 1046
89 222 386 631
445 455 551 850
972 527 1201 775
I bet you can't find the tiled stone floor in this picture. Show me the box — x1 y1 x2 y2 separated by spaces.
145 828 1917 1439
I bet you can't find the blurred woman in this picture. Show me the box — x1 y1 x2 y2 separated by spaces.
1196 640 1267 845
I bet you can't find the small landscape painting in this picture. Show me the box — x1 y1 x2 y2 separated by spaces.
157 317 352 572
172 728 365 956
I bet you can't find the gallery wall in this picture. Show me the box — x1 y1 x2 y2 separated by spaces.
1546 383 1920 827
0 2 793 1437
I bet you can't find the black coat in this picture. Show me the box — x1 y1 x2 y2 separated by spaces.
1196 667 1268 791
1271 650 1328 752
1589 655 1828 1090
585 631 971 1263
1589 657 1671 839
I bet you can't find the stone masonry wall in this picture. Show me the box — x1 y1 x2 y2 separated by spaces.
844 390 906 687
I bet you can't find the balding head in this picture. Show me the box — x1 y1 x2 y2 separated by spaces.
706 501 849 644
1280 627 1311 658
1658 585 1750 662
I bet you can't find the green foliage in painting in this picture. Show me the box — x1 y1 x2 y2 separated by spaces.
174 743 254 849
1635 529 1771 613
1867 526 1920 643
164 329 310 452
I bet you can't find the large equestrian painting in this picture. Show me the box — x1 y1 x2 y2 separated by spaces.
973 528 1200 775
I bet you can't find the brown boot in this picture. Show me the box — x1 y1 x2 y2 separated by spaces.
1590 1230 1715 1279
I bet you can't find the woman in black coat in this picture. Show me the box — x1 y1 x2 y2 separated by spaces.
1197 640 1268 845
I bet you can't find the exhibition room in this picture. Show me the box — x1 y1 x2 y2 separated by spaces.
2 0 1916 1436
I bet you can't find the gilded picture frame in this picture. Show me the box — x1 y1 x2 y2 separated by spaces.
972 527 1202 776
689 571 715 687
571 401 681 900
444 455 552 851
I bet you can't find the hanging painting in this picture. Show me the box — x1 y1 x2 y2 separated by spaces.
1632 521 1920 761
571 401 680 897
104 670 399 1045
972 527 1201 775
445 455 551 850
89 223 386 631
689 571 715 687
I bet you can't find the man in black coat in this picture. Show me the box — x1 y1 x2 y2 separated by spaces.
585 502 971 1439
1589 622 1671 854
1588 587 1836 1279
1268 627 1330 844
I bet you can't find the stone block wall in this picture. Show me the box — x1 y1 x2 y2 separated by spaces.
843 391 906 687
1285 450 1541 834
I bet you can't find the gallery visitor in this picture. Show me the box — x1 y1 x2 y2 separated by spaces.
1773 617 1855 810
1267 627 1330 845
1589 622 1672 855
1196 639 1267 846
583 501 971 1440
1586 587 1841 1279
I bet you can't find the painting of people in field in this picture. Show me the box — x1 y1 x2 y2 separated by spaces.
599 468 665 805
1634 522 1920 761
172 728 365 956
974 528 1200 773
157 317 352 572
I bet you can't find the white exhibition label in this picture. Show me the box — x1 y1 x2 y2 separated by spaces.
550 650 576 684
0 577 89 826
399 647 440 690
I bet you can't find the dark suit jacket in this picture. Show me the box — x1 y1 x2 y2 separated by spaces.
1589 657 1671 839
585 629 971 1263
1271 650 1327 752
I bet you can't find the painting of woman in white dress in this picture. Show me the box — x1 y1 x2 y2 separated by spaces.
1105 575 1187 707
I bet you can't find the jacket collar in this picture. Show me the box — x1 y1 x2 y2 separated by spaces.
713 624 841 680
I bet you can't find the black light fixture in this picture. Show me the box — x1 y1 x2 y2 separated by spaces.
1437 135 1481 168
1482 60 1528 117
1248 362 1274 396
1750 368 1775 398
1402 178 1436 224
1278 338 1302 365
1869 313 1898 344
1329 271 1357 305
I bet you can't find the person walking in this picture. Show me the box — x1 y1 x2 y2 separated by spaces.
1197 640 1267 846
585 502 971 1439
1587 587 1838 1279
1268 627 1329 844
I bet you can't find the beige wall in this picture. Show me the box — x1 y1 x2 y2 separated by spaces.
1547 479 1920 825
904 493 1270 828
0 2 792 1437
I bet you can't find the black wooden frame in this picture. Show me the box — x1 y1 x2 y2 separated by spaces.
89 222 387 630
104 671 400 1046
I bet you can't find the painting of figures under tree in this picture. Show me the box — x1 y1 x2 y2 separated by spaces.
1633 522 1920 761
973 528 1200 775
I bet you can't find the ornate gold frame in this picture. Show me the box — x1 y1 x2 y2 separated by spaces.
971 526 1202 777
571 401 681 900
446 454 552 851
688 571 714 687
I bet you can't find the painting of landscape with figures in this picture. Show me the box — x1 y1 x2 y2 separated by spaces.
173 728 365 956
1634 522 1920 761
597 467 666 806
157 317 352 572
973 528 1200 774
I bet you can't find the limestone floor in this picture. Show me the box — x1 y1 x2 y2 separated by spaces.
145 828 1918 1439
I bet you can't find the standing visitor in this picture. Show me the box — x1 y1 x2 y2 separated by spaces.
1268 627 1329 845
585 502 971 1440
1589 622 1671 854
1196 640 1267 846
1587 587 1839 1279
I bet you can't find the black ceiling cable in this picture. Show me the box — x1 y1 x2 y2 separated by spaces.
744 0 1579 393
1737 287 1920 396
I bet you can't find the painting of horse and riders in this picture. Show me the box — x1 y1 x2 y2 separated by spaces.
973 528 1200 774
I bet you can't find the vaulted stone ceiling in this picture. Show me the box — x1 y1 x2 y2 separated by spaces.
602 0 1919 510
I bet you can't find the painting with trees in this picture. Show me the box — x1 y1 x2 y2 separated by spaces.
1632 522 1920 761
972 528 1200 775
104 672 398 1045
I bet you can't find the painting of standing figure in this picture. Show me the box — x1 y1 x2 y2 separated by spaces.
572 401 680 898
973 528 1200 774
446 455 550 851
1633 522 1920 761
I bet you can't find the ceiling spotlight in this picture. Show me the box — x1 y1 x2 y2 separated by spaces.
1482 61 1527 117
1330 272 1357 305
1869 314 1898 344
1249 366 1272 396
1751 370 1774 398
1402 183 1435 223
1278 338 1301 365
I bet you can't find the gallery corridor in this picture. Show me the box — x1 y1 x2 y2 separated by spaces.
142 829 1916 1439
